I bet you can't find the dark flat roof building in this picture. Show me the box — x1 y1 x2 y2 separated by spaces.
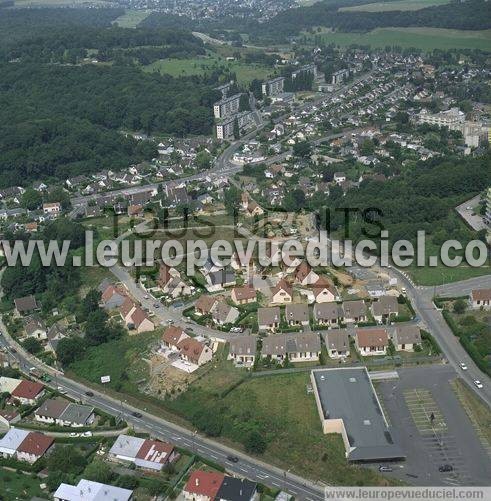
311 367 405 462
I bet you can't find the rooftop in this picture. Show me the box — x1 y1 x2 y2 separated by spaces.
312 368 404 461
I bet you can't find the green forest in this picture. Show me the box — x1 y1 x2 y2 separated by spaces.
0 8 224 187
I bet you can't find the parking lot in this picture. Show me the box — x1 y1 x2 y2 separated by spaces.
373 365 490 486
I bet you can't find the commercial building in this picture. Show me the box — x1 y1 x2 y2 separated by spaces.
262 77 285 96
213 94 241 119
311 367 405 461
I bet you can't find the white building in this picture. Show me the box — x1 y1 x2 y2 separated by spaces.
213 94 241 119
262 77 285 96
54 479 133 501
216 111 254 140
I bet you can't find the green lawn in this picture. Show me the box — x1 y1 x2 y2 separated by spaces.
303 27 491 51
340 0 450 12
69 331 161 393
144 54 273 85
407 264 491 286
112 10 152 28
0 469 47 499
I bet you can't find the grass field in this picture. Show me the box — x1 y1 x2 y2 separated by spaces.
303 27 491 51
0 469 46 499
144 53 272 84
407 264 491 286
339 0 450 12
112 10 152 29
451 379 491 447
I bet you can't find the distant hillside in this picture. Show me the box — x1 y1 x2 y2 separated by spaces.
142 0 491 43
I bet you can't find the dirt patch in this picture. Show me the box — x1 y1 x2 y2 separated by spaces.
144 354 198 398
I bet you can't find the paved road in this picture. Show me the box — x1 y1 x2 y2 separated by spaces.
0 318 325 500
455 195 487 232
383 266 491 408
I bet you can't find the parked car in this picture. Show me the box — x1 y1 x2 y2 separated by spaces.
69 432 79 437
438 464 453 472
474 380 483 389
83 431 93 437
459 362 467 370
379 466 393 472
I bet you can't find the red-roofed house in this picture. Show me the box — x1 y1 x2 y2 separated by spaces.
120 297 137 323
178 338 213 366
11 380 45 405
231 285 256 305
128 307 154 333
101 285 127 310
312 277 337 303
270 279 292 305
17 432 54 463
183 470 225 501
135 439 177 471
162 326 189 350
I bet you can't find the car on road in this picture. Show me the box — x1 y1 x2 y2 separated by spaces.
85 391 94 397
185 327 194 334
173 301 184 308
69 432 79 437
132 412 142 418
83 431 93 437
379 466 393 472
459 362 467 370
143 295 149 299
474 380 483 389
167 319 174 325
153 303 161 308
438 464 453 472
227 455 239 463
58 386 67 395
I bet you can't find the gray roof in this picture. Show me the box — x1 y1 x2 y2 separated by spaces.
342 300 367 319
285 303 309 322
312 368 405 461
262 333 321 356
257 307 281 326
314 303 343 321
209 269 236 286
53 479 133 501
394 325 421 346
14 295 39 313
323 329 350 352
216 476 257 501
35 398 69 419
371 296 399 316
229 336 257 357
58 403 94 425
109 434 145 458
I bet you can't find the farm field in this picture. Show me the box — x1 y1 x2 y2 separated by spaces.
304 27 491 51
112 9 152 28
144 54 272 84
339 0 450 12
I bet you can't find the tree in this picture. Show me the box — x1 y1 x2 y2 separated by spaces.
283 189 306 212
77 289 101 321
22 337 43 355
195 150 212 170
21 188 42 210
244 430 267 454
223 185 241 216
233 117 240 140
453 299 467 314
47 445 87 474
84 459 114 484
56 337 86 366
292 141 311 158
239 93 250 112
